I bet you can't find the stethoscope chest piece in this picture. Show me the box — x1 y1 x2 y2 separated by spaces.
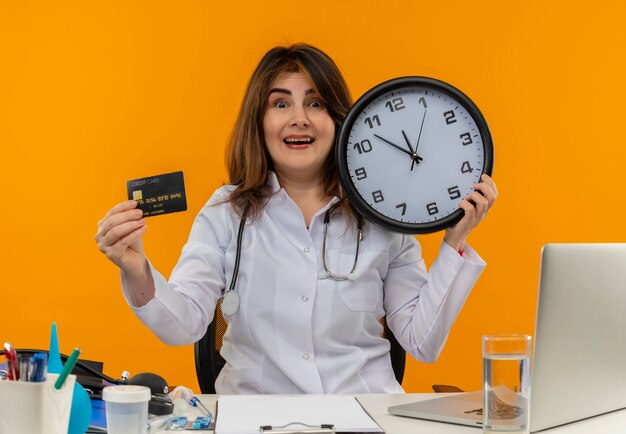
221 291 240 316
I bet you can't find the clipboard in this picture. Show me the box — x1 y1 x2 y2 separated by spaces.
259 422 335 433
214 395 383 434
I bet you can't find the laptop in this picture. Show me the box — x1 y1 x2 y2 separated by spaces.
389 243 626 432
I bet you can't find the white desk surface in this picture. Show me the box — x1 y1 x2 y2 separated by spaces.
193 393 626 434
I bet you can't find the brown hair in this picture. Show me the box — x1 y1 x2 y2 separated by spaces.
225 43 356 222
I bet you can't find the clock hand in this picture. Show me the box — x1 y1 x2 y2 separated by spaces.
409 109 428 171
373 134 413 157
401 130 416 154
415 109 427 151
401 130 423 172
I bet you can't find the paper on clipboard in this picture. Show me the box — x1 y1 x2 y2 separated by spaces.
215 395 383 434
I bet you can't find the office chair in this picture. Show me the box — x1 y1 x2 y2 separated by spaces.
194 303 228 394
194 304 406 394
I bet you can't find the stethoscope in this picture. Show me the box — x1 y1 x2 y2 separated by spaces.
220 203 364 316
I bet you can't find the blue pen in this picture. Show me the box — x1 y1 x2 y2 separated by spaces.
30 352 48 382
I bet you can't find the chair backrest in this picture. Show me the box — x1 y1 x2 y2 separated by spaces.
194 306 406 394
194 304 227 394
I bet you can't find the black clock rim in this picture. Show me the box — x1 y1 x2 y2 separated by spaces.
336 76 494 235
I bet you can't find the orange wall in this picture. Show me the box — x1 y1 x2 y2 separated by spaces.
1 0 625 393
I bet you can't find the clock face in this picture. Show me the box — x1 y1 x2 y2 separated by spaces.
336 77 493 234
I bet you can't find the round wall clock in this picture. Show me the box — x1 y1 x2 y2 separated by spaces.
336 76 493 234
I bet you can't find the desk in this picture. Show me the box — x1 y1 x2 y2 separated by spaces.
190 393 626 434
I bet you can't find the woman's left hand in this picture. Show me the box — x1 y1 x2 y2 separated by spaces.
443 174 498 250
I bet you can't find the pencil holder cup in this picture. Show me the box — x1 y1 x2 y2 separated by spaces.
0 373 76 434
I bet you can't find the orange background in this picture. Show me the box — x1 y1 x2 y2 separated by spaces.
1 0 625 393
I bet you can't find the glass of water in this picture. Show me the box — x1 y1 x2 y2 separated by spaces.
482 334 531 433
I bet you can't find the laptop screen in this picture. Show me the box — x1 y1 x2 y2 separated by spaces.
529 243 626 431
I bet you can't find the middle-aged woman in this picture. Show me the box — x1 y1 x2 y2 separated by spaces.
95 43 498 394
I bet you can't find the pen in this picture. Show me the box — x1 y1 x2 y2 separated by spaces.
54 347 80 390
30 352 48 382
18 354 30 381
3 342 19 381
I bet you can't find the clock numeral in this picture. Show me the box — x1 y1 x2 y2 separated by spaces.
460 132 473 146
364 115 381 129
448 185 461 200
353 139 373 154
396 202 406 216
372 190 384 203
354 167 367 180
461 161 474 174
418 97 428 108
426 202 439 216
385 97 405 112
443 110 457 125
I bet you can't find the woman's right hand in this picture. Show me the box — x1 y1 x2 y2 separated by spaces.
95 200 148 275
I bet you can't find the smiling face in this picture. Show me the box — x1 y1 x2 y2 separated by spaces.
262 72 335 183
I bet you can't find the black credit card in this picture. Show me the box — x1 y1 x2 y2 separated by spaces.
126 171 187 217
